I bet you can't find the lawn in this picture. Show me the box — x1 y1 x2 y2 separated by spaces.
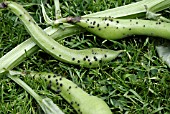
0 0 170 113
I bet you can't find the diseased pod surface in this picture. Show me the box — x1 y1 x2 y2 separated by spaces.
1 1 122 68
25 72 112 114
67 17 170 40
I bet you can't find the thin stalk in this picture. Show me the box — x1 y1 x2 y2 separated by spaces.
54 0 61 19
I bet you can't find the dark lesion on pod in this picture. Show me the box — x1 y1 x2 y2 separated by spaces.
83 57 86 61
97 23 100 27
60 83 63 87
53 75 57 78
48 75 51 78
88 26 95 28
59 77 62 81
94 56 98 61
116 20 119 23
99 59 102 63
70 101 74 105
93 21 96 25
72 57 75 61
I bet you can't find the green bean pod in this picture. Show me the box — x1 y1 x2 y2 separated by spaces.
1 1 122 68
20 71 111 114
67 17 170 40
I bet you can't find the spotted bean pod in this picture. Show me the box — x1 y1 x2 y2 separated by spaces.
67 17 170 40
1 1 123 68
26 71 112 114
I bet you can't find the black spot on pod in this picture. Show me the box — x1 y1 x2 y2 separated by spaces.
59 77 62 81
94 56 97 61
129 28 131 31
53 75 57 78
107 23 109 26
93 21 96 25
89 62 92 65
97 24 100 27
99 60 102 63
60 83 63 87
72 57 75 61
52 47 55 49
83 58 86 61
88 26 95 28
75 86 78 88
104 54 107 58
143 25 146 27
69 86 71 89
19 14 22 17
136 22 138 24
85 56 88 58
98 28 101 30
59 55 61 57
48 75 51 78
109 19 113 22
86 19 89 21
116 21 119 23
70 101 74 105
77 60 80 63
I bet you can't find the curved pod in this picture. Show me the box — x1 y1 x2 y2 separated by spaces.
1 1 122 68
68 17 170 40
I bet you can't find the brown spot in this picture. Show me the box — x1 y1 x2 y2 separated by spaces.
0 2 8 8
66 16 81 23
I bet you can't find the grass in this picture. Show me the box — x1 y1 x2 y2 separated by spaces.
0 0 170 113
